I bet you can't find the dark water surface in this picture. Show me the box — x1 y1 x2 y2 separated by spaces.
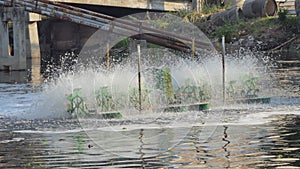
0 52 299 168
0 83 299 169
0 112 300 168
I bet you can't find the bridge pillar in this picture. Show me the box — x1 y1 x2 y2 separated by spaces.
28 16 42 83
0 7 42 77
0 7 28 71
28 13 42 83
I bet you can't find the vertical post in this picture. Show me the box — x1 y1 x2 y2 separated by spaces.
222 35 226 102
193 0 202 12
197 0 202 13
137 43 142 111
106 42 110 72
191 38 195 60
137 21 143 111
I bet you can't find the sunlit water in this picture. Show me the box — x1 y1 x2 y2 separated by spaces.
0 52 299 168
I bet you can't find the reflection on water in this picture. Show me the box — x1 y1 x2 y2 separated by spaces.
0 70 41 85
0 114 299 168
0 71 29 84
0 56 41 84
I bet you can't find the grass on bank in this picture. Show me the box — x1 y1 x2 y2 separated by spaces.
172 7 299 43
210 15 299 43
171 4 230 23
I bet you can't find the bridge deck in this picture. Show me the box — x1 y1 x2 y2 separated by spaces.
49 0 191 11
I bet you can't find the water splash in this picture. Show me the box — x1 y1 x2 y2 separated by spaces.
27 47 274 119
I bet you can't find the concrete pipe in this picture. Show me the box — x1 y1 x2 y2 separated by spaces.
210 7 243 26
242 0 278 18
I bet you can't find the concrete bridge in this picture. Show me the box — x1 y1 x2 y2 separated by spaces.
50 0 195 11
0 0 203 74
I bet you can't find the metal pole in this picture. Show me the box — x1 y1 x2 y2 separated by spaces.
222 35 226 102
106 42 110 72
137 43 142 111
191 38 195 60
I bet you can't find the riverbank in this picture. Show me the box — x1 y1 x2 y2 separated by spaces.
178 10 299 52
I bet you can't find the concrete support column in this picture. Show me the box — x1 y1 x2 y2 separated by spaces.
0 7 28 71
28 21 42 83
14 9 27 70
0 14 10 63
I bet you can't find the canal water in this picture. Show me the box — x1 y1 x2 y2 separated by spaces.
0 52 299 168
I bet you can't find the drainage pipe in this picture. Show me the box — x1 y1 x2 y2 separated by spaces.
242 0 278 18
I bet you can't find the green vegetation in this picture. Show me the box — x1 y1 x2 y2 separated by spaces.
171 9 203 23
241 75 259 97
66 67 212 115
96 86 114 112
202 5 228 15
278 8 289 22
171 6 298 49
67 87 123 118
211 17 278 42
153 67 175 103
74 133 85 152
277 154 284 158
100 112 122 119
226 74 260 98
210 15 298 43
172 4 228 19
175 79 211 103
42 138 48 143
129 88 152 110
66 71 266 115
162 67 175 102
24 162 43 168
66 88 88 116
213 23 236 43
111 38 162 52
113 38 129 48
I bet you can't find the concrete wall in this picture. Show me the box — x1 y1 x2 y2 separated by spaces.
38 19 97 64
50 0 192 11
